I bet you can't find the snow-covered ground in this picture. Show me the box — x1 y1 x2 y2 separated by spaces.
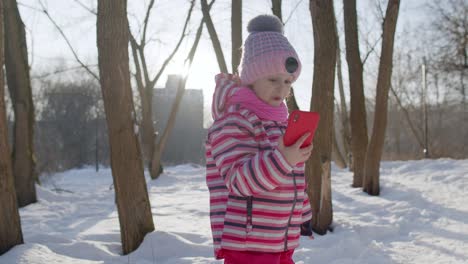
1 159 467 264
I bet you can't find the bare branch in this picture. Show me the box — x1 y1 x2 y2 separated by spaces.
390 85 425 148
17 2 42 12
130 34 145 95
37 0 99 81
31 64 98 79
151 0 196 87
125 0 157 89
137 43 151 87
284 0 304 25
72 0 96 15
141 0 156 45
151 0 210 178
186 0 215 65
201 0 228 73
362 35 382 65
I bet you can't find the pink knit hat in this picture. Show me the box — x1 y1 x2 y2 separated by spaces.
238 15 301 85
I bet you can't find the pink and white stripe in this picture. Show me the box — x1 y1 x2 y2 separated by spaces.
206 74 312 259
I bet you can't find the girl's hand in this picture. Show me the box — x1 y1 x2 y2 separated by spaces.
277 133 314 166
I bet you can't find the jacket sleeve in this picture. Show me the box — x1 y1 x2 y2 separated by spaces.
209 113 294 197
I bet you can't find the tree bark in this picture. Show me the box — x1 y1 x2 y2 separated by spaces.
333 16 349 169
307 0 337 235
231 0 242 74
201 0 228 73
363 0 400 196
96 0 154 254
286 88 300 112
129 35 155 169
4 0 37 207
271 0 301 113
271 0 282 21
0 1 24 254
335 32 351 168
343 0 368 187
332 112 347 169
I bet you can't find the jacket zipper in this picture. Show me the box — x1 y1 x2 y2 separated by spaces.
275 121 298 251
247 196 253 234
284 174 297 251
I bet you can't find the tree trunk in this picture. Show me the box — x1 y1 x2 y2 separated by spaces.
271 0 282 21
231 0 242 74
0 1 24 254
130 0 195 171
335 33 351 168
201 0 228 73
129 35 155 169
332 113 347 169
96 0 154 254
4 0 37 207
363 0 400 196
286 88 300 112
307 0 337 235
141 89 155 167
150 8 206 179
343 0 368 187
271 0 301 114
151 78 186 178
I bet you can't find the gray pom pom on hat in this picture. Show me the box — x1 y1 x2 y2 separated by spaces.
247 14 284 34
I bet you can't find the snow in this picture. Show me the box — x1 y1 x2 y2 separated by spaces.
1 159 467 264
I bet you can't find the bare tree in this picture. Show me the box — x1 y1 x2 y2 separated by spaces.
201 0 228 73
0 0 24 254
231 0 242 73
271 0 301 113
388 32 436 158
307 0 337 235
4 0 37 207
38 79 104 172
271 0 282 21
331 120 347 169
334 17 350 169
42 0 197 178
363 0 400 196
96 0 154 254
37 0 99 82
286 87 300 112
429 0 467 105
150 3 210 179
128 0 196 178
343 0 368 187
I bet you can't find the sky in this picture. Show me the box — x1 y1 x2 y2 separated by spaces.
1 159 467 263
18 0 431 121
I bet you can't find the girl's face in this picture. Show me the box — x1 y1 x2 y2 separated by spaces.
251 73 294 107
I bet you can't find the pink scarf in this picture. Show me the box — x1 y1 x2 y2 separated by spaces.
227 87 288 122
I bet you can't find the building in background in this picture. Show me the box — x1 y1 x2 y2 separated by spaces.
153 74 205 164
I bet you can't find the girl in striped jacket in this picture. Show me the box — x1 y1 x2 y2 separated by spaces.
206 15 313 264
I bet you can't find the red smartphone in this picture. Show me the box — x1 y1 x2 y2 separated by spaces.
283 110 320 148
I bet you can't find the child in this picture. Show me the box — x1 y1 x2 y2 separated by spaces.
206 14 313 264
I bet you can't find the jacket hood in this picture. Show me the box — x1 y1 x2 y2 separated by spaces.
211 73 242 121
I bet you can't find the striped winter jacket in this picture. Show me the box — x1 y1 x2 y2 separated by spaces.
205 73 312 259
